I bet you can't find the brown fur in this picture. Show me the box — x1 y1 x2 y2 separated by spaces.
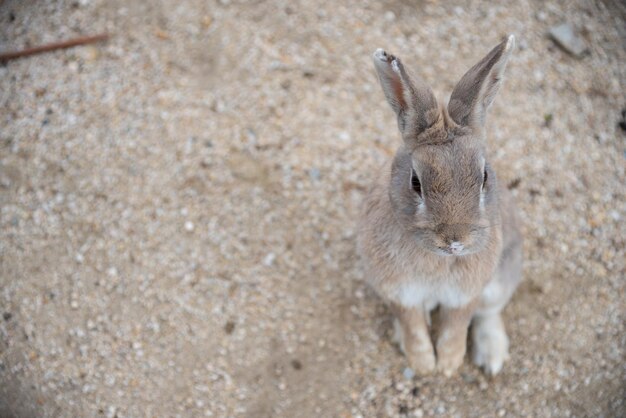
360 37 522 376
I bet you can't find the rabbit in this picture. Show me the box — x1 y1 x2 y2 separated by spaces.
357 35 523 376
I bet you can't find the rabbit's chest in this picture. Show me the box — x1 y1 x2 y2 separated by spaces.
387 245 496 309
393 279 471 309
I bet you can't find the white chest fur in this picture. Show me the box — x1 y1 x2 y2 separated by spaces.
392 279 472 310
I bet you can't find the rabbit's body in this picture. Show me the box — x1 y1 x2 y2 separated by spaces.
359 147 522 314
358 36 522 376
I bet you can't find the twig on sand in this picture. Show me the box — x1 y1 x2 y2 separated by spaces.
0 33 110 62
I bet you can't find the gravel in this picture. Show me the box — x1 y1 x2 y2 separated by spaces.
1 0 625 417
549 23 587 57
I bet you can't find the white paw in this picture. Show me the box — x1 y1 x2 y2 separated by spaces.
472 316 509 376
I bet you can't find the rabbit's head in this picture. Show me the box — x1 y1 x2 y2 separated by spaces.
372 36 515 257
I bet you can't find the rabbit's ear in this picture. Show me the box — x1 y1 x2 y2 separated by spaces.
372 49 438 135
448 35 515 129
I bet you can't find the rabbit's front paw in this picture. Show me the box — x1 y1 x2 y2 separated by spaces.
406 346 436 376
437 328 467 377
436 348 465 376
392 317 435 375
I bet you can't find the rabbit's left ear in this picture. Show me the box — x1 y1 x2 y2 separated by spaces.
448 35 515 129
372 49 439 137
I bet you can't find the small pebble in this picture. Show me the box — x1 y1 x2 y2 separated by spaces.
309 168 321 181
402 367 415 380
263 252 276 266
549 23 587 57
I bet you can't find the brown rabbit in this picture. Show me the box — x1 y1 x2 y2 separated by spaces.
358 35 522 376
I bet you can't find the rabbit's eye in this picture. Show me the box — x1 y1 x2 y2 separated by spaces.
411 169 422 197
482 169 488 189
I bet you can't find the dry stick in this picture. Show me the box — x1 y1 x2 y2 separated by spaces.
0 33 110 62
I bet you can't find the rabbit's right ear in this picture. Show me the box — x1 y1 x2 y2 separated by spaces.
447 35 515 130
372 49 438 137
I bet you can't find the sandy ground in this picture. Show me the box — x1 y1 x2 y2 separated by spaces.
1 0 625 417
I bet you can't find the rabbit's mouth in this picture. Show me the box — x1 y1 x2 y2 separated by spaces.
432 241 472 257
435 247 468 257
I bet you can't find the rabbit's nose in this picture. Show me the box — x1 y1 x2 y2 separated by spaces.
448 241 464 254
